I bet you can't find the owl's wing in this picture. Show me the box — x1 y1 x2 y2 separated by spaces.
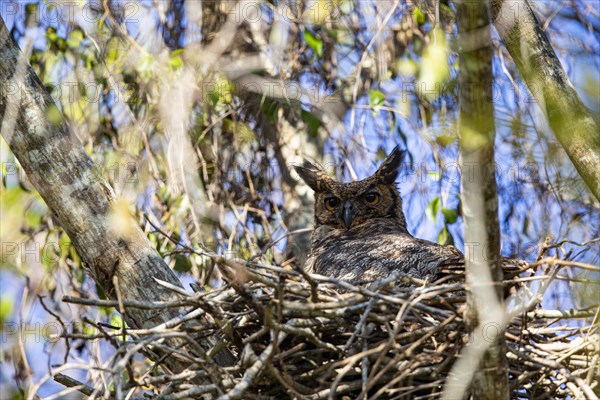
340 232 466 282
433 249 530 298
391 236 464 280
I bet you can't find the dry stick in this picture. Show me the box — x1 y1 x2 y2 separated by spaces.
216 332 288 400
510 349 598 399
62 295 194 309
367 299 415 386
291 262 320 303
367 314 458 398
27 364 111 400
327 344 388 400
343 298 377 352
368 360 425 400
585 353 600 388
138 369 209 387
367 289 445 391
527 310 598 319
529 257 600 272
274 343 313 396
308 380 367 400
53 374 97 397
159 384 220 400
53 374 147 400
266 363 307 398
38 295 70 364
360 320 370 398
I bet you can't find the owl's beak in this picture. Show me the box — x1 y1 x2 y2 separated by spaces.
342 201 355 230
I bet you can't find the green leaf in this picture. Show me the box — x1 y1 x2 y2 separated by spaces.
426 196 441 223
46 28 58 44
0 297 13 324
375 147 387 162
110 314 124 328
440 3 456 19
224 119 256 143
396 126 408 148
428 170 441 181
110 314 127 341
169 49 184 69
369 89 385 107
58 233 71 260
41 53 58 85
435 134 455 147
25 209 41 228
46 104 63 126
441 208 458 224
413 6 426 25
304 30 323 57
339 0 354 14
173 254 192 273
208 90 220 105
67 30 83 49
138 54 155 75
368 89 385 115
260 99 279 123
397 58 417 76
437 226 453 245
106 39 121 67
301 110 322 137
416 28 449 101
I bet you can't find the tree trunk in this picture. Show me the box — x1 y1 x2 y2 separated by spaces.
492 0 600 202
0 18 236 370
444 1 509 399
272 111 323 267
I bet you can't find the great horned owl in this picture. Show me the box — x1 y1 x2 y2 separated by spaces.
294 146 464 283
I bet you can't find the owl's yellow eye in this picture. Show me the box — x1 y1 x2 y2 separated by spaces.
324 197 340 211
364 192 380 204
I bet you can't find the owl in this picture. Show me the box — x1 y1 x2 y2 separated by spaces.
294 146 464 283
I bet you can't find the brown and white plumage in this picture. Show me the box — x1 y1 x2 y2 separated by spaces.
295 146 464 284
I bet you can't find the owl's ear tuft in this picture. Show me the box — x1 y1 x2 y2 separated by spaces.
294 161 330 192
374 146 403 184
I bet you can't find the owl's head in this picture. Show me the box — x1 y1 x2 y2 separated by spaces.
294 146 407 231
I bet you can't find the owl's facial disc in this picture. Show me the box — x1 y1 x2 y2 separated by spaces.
317 182 396 230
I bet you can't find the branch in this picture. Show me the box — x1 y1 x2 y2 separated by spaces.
492 0 600 201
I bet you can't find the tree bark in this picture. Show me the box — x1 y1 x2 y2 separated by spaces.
444 1 509 399
492 0 600 202
272 111 324 267
0 18 236 370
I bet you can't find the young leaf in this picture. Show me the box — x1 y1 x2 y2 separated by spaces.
417 28 449 101
369 89 385 107
369 89 385 114
426 196 441 223
301 110 322 137
441 208 458 224
413 6 426 25
67 30 83 49
304 30 324 57
437 226 454 245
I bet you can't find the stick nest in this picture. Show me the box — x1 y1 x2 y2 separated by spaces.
59 259 599 399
